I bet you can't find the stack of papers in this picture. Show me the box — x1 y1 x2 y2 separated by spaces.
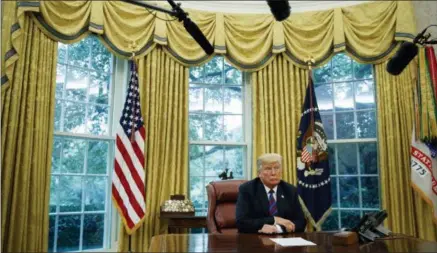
270 237 317 247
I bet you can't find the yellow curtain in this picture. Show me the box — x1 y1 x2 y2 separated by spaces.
375 60 437 241
6 1 416 71
252 54 308 183
1 16 57 252
118 47 189 252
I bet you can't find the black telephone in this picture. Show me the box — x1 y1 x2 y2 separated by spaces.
350 210 391 243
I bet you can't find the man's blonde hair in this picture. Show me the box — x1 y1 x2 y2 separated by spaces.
257 153 282 172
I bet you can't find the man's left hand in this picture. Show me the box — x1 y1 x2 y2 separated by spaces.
258 224 278 234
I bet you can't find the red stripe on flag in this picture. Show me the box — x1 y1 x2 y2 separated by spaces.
117 136 145 192
114 160 145 218
139 127 146 140
112 185 135 229
131 138 145 168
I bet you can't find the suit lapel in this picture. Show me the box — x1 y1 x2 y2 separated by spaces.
256 180 270 216
276 184 285 217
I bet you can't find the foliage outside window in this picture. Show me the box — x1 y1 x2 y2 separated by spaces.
188 56 248 217
313 53 380 231
49 36 114 252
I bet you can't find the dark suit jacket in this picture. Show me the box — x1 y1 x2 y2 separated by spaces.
236 177 306 233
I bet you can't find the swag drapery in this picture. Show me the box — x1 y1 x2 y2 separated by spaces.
2 0 435 252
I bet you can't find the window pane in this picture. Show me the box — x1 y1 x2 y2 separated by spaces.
62 139 86 173
56 64 66 99
50 176 58 213
357 111 376 138
189 114 203 141
204 88 223 113
224 115 243 142
361 177 379 208
91 36 112 72
225 60 242 85
87 141 108 174
334 82 354 111
204 146 224 177
225 146 244 177
321 114 334 140
189 145 204 176
223 87 242 114
322 210 339 231
84 177 106 211
354 62 372 80
64 101 86 133
58 43 67 64
57 215 81 252
68 38 91 68
203 115 223 141
339 177 359 208
59 176 82 212
340 210 360 229
355 80 374 109
332 53 352 81
87 104 109 135
83 214 105 250
89 72 110 105
331 177 338 208
315 83 333 112
48 215 56 252
204 57 223 84
189 66 204 83
336 112 355 139
54 100 62 131
52 138 62 173
337 143 357 174
190 177 204 210
66 67 88 101
313 62 331 83
189 88 203 113
359 143 378 174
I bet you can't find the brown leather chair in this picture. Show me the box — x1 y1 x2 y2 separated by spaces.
206 179 247 234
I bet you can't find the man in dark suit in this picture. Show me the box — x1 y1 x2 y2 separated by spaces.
236 153 306 234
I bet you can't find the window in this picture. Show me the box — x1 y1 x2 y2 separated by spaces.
49 36 116 252
188 56 250 216
313 53 379 231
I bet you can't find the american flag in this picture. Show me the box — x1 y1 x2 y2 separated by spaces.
112 61 146 234
301 145 313 163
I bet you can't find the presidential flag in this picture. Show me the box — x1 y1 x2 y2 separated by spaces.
112 61 146 234
296 74 332 230
411 131 437 224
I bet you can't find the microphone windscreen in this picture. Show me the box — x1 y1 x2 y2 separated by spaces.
183 18 214 55
386 42 418 76
266 0 291 21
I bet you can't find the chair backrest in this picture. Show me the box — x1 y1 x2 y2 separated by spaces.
206 179 247 234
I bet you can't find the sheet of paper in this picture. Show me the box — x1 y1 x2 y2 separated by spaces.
270 237 317 247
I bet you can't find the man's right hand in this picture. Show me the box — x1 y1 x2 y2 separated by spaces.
274 216 295 232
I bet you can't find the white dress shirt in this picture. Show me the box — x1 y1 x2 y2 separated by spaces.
263 184 283 233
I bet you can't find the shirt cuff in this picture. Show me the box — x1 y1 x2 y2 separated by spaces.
275 224 283 233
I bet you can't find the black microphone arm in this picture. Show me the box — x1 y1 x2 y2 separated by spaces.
121 0 214 55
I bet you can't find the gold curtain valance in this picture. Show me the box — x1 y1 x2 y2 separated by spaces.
2 1 416 89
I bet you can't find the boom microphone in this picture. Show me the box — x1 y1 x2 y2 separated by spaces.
266 0 291 21
167 0 214 55
386 42 418 76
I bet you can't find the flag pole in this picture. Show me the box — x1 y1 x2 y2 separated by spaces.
128 234 132 253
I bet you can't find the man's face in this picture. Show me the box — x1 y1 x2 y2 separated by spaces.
259 161 282 188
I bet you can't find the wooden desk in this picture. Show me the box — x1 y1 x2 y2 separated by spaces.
148 232 437 252
160 213 207 233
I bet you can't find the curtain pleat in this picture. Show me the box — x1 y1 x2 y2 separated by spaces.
117 46 189 252
1 15 57 252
